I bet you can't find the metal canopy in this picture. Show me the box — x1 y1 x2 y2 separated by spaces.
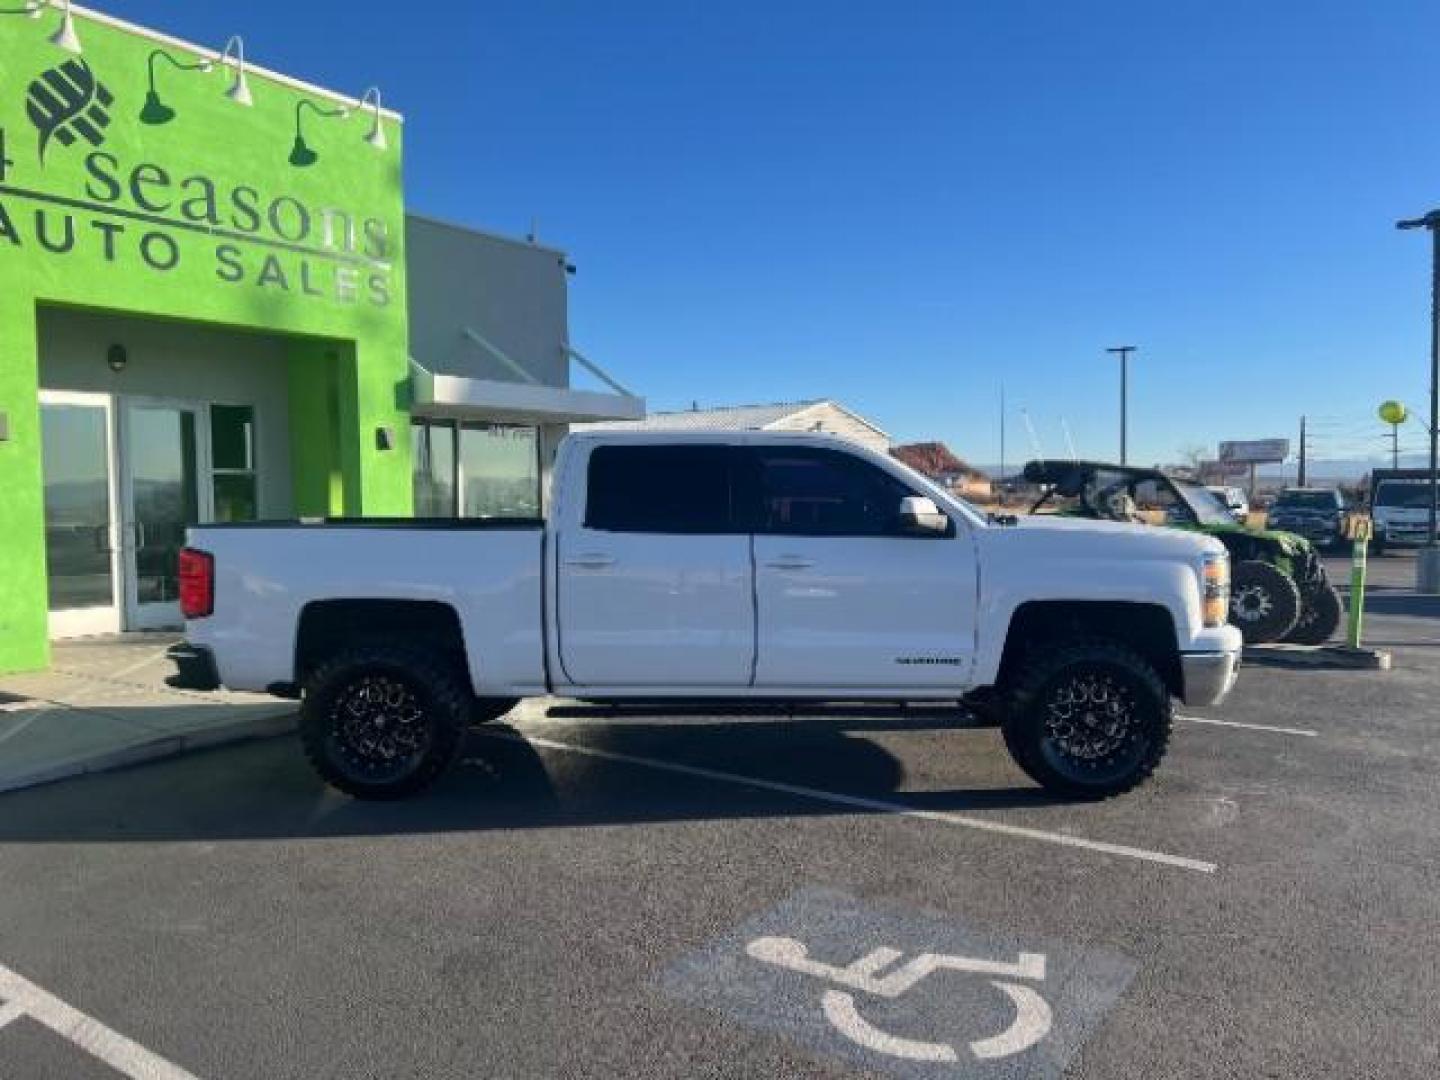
409 358 646 425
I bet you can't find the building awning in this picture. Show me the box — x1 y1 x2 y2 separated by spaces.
409 359 646 425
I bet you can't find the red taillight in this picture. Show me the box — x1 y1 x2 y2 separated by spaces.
178 547 214 619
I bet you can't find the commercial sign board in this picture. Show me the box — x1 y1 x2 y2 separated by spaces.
0 54 399 310
1218 439 1289 465
0 5 412 673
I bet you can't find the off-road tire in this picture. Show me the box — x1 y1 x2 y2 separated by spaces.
1001 639 1172 799
471 697 520 726
1229 560 1302 644
300 641 470 800
1284 582 1343 646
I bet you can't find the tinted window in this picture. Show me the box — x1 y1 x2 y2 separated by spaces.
753 447 917 536
1375 482 1431 508
585 445 736 533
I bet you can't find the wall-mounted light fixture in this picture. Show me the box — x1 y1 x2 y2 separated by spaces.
289 98 349 167
140 49 214 125
106 343 128 373
218 35 252 107
47 0 80 54
358 86 386 151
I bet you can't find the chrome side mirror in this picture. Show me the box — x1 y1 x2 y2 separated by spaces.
899 495 949 535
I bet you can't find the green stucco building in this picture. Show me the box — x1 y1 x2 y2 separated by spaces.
0 4 642 674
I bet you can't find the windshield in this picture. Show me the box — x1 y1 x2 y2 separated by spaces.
1174 481 1239 527
1375 481 1434 509
1274 491 1338 511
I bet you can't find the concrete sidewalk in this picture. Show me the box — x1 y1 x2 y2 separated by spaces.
0 634 295 795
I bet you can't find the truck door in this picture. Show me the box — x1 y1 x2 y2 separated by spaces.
556 443 755 687
748 445 977 690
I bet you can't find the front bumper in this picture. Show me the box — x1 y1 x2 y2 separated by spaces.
165 641 221 691
1380 525 1429 545
1272 521 1340 545
1181 649 1241 707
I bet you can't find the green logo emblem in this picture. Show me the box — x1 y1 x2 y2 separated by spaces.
25 59 114 163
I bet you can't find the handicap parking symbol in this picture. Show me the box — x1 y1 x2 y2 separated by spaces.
661 888 1138 1078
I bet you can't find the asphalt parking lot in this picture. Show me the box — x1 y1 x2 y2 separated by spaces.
0 550 1436 1079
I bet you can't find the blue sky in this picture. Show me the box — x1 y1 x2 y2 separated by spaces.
102 1 1440 467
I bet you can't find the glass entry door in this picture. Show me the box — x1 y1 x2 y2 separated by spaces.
40 391 121 638
120 400 213 631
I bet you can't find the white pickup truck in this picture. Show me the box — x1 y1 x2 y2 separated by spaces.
170 431 1241 800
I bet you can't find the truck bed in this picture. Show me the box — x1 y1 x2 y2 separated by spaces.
184 520 548 695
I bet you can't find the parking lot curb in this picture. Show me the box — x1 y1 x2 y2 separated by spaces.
1243 644 1392 671
0 710 297 797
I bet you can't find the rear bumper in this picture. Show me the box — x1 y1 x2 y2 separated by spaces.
165 641 221 691
1181 649 1241 707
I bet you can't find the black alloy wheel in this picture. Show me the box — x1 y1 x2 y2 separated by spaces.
1002 639 1171 799
327 673 434 785
300 641 469 800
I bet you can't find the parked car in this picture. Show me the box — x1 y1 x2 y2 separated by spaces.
1264 488 1347 551
170 432 1242 801
1206 485 1249 524
1022 459 1343 646
1368 470 1437 553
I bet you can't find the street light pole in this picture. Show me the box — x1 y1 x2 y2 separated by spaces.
1106 345 1137 465
1396 210 1440 593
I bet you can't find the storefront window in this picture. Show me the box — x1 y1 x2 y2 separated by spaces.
210 405 258 522
412 421 457 518
412 420 540 518
460 424 540 519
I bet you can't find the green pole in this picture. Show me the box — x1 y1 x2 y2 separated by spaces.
1347 524 1370 648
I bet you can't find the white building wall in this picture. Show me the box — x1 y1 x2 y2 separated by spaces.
405 215 571 388
767 401 890 453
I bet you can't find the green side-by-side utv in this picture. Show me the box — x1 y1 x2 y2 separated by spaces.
1022 460 1343 645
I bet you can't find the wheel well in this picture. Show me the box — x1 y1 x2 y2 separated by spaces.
995 601 1181 698
294 600 471 691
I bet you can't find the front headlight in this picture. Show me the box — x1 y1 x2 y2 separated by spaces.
1201 552 1229 628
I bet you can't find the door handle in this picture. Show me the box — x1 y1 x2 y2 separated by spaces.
765 555 815 571
566 553 616 569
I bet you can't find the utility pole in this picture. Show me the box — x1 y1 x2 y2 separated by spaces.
999 384 1006 494
1396 210 1440 593
1106 346 1137 464
1298 415 1307 487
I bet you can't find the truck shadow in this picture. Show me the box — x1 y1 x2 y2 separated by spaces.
0 712 1064 845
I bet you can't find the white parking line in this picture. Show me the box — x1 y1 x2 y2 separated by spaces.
1179 715 1318 738
0 961 200 1080
484 730 1218 874
106 647 175 681
0 710 47 747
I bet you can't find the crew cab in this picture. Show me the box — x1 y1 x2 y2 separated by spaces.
171 431 1241 801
